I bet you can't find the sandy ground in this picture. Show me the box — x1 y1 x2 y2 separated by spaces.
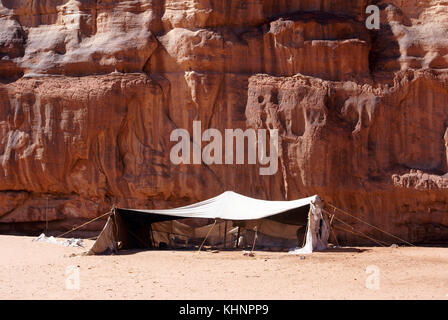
0 235 447 300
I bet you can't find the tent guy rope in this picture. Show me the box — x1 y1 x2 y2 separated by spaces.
57 211 111 238
325 204 415 246
322 209 389 246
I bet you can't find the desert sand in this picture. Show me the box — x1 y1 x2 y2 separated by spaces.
0 235 447 300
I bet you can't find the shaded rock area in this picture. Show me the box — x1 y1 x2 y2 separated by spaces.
1 0 448 244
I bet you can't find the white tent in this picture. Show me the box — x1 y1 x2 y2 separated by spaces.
88 191 329 254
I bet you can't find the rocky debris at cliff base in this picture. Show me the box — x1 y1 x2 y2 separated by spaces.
32 233 85 248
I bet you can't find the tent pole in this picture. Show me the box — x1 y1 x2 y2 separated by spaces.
322 207 339 247
250 226 258 253
198 220 217 253
149 224 156 248
236 226 240 248
45 196 48 235
328 213 340 247
223 220 227 249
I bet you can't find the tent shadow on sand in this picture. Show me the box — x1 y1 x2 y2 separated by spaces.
93 246 371 256
321 247 370 253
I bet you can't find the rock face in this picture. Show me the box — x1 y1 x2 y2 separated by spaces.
1 0 448 244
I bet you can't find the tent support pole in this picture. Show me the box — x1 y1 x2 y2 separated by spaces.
236 226 240 249
45 196 48 235
323 208 339 247
149 224 156 248
330 221 340 247
223 220 227 249
250 227 258 253
198 220 217 253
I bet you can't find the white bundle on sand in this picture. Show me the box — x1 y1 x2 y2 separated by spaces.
32 233 85 248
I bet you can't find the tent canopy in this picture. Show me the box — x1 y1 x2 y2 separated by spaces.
88 191 329 255
117 191 317 221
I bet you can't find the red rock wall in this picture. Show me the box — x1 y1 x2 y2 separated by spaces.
1 0 448 244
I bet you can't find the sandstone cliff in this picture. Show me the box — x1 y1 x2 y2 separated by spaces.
1 0 448 244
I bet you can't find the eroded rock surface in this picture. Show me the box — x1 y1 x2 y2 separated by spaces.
1 0 448 244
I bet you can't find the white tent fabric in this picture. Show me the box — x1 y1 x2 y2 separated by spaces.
289 197 329 254
88 191 329 254
119 191 317 220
